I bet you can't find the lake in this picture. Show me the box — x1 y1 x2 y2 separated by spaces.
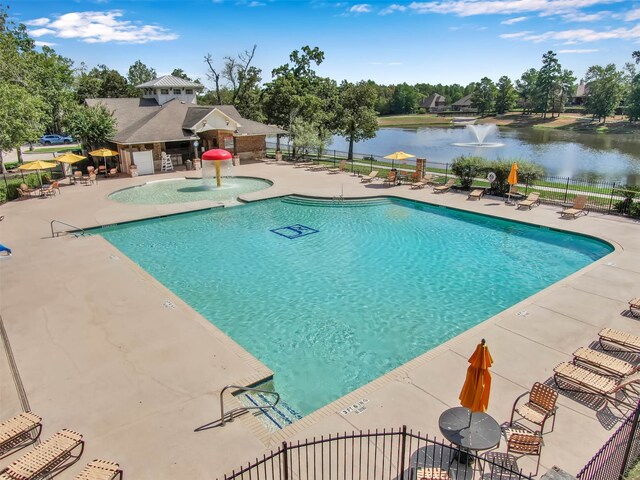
326 126 640 183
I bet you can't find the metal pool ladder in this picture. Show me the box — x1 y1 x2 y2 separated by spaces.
50 220 85 238
219 384 280 426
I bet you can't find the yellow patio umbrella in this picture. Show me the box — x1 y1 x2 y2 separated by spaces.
384 151 415 170
55 152 86 164
507 162 518 203
17 160 58 187
89 148 119 172
459 339 493 426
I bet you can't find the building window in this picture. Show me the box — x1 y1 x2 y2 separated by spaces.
173 89 181 95
160 89 169 95
186 89 193 94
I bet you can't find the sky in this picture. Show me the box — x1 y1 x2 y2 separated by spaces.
9 0 640 89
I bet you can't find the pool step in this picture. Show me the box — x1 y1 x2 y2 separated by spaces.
236 391 303 432
282 196 390 208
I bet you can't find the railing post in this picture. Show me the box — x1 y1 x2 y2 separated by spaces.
445 163 448 182
525 174 530 196
563 177 570 203
608 182 616 215
282 441 289 480
370 155 373 173
400 425 407 480
619 401 640 480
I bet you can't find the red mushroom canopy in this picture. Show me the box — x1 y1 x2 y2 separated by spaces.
202 149 232 161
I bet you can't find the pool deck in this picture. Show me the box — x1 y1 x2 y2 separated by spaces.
1 162 639 478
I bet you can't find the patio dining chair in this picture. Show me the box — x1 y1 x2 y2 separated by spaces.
509 382 558 434
505 430 543 476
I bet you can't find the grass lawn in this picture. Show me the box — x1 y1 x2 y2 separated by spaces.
27 145 80 154
378 114 453 127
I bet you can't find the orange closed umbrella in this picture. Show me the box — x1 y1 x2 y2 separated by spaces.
507 162 518 203
459 339 493 422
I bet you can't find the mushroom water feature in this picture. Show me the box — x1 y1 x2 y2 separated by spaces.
201 149 233 188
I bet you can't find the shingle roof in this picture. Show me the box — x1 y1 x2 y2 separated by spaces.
421 93 446 109
87 97 286 144
136 75 204 89
451 93 473 107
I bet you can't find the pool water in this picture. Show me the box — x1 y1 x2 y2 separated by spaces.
108 177 272 204
98 197 612 416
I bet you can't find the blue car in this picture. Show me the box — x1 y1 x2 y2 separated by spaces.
40 134 74 145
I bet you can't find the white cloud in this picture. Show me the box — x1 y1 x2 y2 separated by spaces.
29 28 56 37
24 17 50 27
405 0 622 17
247 1 266 6
350 4 372 13
24 10 178 44
379 4 406 15
34 41 57 47
558 48 599 53
499 31 532 38
626 7 640 20
504 25 640 43
562 12 607 22
501 16 528 25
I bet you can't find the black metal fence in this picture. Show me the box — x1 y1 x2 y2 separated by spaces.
577 402 640 480
221 426 532 480
265 142 639 218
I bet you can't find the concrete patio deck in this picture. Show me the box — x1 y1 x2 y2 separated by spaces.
0 162 638 479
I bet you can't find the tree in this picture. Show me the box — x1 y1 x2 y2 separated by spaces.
535 51 562 118
494 76 517 114
289 117 330 159
171 68 191 80
583 64 624 124
65 104 117 151
127 60 156 95
390 83 420 114
552 69 576 116
516 69 538 115
263 46 331 144
627 52 640 122
470 77 496 116
335 81 379 160
0 5 46 171
75 64 130 101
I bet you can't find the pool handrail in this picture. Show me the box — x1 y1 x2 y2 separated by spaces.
219 384 280 427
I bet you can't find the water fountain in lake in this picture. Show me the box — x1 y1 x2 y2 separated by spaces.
201 149 234 189
452 124 504 148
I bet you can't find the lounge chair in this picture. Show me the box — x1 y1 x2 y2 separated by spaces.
0 429 84 480
384 170 398 186
361 170 378 183
307 164 327 172
509 382 558 434
573 346 639 378
598 327 640 354
411 174 435 190
553 362 640 409
467 188 484 200
74 459 122 480
327 160 347 174
433 179 456 193
560 195 588 218
516 192 541 210
0 412 42 458
628 297 640 318
504 429 543 476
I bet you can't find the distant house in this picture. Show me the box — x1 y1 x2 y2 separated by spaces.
451 94 474 112
420 93 447 112
571 81 589 105
85 75 286 176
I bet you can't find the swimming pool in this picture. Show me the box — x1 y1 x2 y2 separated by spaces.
108 177 271 204
98 197 612 416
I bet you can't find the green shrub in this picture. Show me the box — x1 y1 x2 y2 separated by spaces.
451 156 484 190
0 173 48 203
613 186 640 217
483 159 545 194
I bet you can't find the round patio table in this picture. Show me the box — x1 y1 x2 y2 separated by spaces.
439 407 501 465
